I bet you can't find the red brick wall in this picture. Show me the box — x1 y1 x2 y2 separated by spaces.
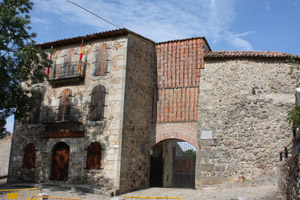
151 122 198 149
153 38 205 123
151 38 205 147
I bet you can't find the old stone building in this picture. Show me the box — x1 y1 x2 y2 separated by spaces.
8 28 300 194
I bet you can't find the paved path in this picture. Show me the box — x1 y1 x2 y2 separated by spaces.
115 185 282 200
0 178 283 200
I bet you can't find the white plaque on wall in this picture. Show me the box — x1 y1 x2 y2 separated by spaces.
201 131 212 139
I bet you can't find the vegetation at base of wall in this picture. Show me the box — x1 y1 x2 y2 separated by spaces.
287 57 300 128
0 0 49 134
287 106 300 127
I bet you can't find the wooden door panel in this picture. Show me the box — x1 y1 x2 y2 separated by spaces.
51 143 70 181
172 157 195 188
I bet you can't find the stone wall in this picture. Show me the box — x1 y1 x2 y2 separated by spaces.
8 35 129 192
0 135 12 177
197 58 295 187
119 34 155 193
278 154 300 199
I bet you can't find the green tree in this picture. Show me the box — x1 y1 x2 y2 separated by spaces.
184 149 196 157
0 0 47 134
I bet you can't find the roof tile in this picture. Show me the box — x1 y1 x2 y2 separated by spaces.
205 51 300 59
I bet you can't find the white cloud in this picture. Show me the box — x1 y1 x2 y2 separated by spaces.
31 17 50 25
226 31 254 50
32 0 253 49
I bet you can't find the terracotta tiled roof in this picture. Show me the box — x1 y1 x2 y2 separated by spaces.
205 51 300 59
156 37 211 51
38 28 154 49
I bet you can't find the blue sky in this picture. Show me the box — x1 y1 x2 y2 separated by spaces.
5 0 300 132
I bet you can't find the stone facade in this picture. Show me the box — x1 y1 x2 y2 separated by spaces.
8 28 300 194
197 58 296 186
278 154 300 199
8 29 155 194
119 34 155 193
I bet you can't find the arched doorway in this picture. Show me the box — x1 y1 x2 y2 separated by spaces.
51 142 70 181
150 139 196 188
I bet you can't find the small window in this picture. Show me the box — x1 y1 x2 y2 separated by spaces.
58 89 72 121
86 142 102 169
94 43 107 76
23 143 36 168
90 85 106 121
29 91 42 124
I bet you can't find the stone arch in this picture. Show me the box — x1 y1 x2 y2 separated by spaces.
86 134 109 150
151 123 198 149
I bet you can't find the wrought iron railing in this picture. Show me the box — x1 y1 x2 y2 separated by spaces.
42 105 83 123
49 61 85 80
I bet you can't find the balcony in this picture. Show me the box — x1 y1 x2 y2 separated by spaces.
41 106 85 138
41 105 82 127
48 61 85 84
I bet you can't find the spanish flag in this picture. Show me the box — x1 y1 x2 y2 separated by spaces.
77 40 83 74
46 46 53 77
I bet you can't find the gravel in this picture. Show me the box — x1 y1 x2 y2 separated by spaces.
0 135 12 177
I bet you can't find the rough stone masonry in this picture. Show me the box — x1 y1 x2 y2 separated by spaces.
7 28 300 194
197 55 296 186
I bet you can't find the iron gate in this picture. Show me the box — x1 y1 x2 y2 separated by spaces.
172 145 195 188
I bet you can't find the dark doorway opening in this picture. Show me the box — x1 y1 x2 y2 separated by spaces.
150 156 163 187
51 142 70 181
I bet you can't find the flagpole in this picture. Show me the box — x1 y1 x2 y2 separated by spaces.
46 46 53 78
77 40 83 75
